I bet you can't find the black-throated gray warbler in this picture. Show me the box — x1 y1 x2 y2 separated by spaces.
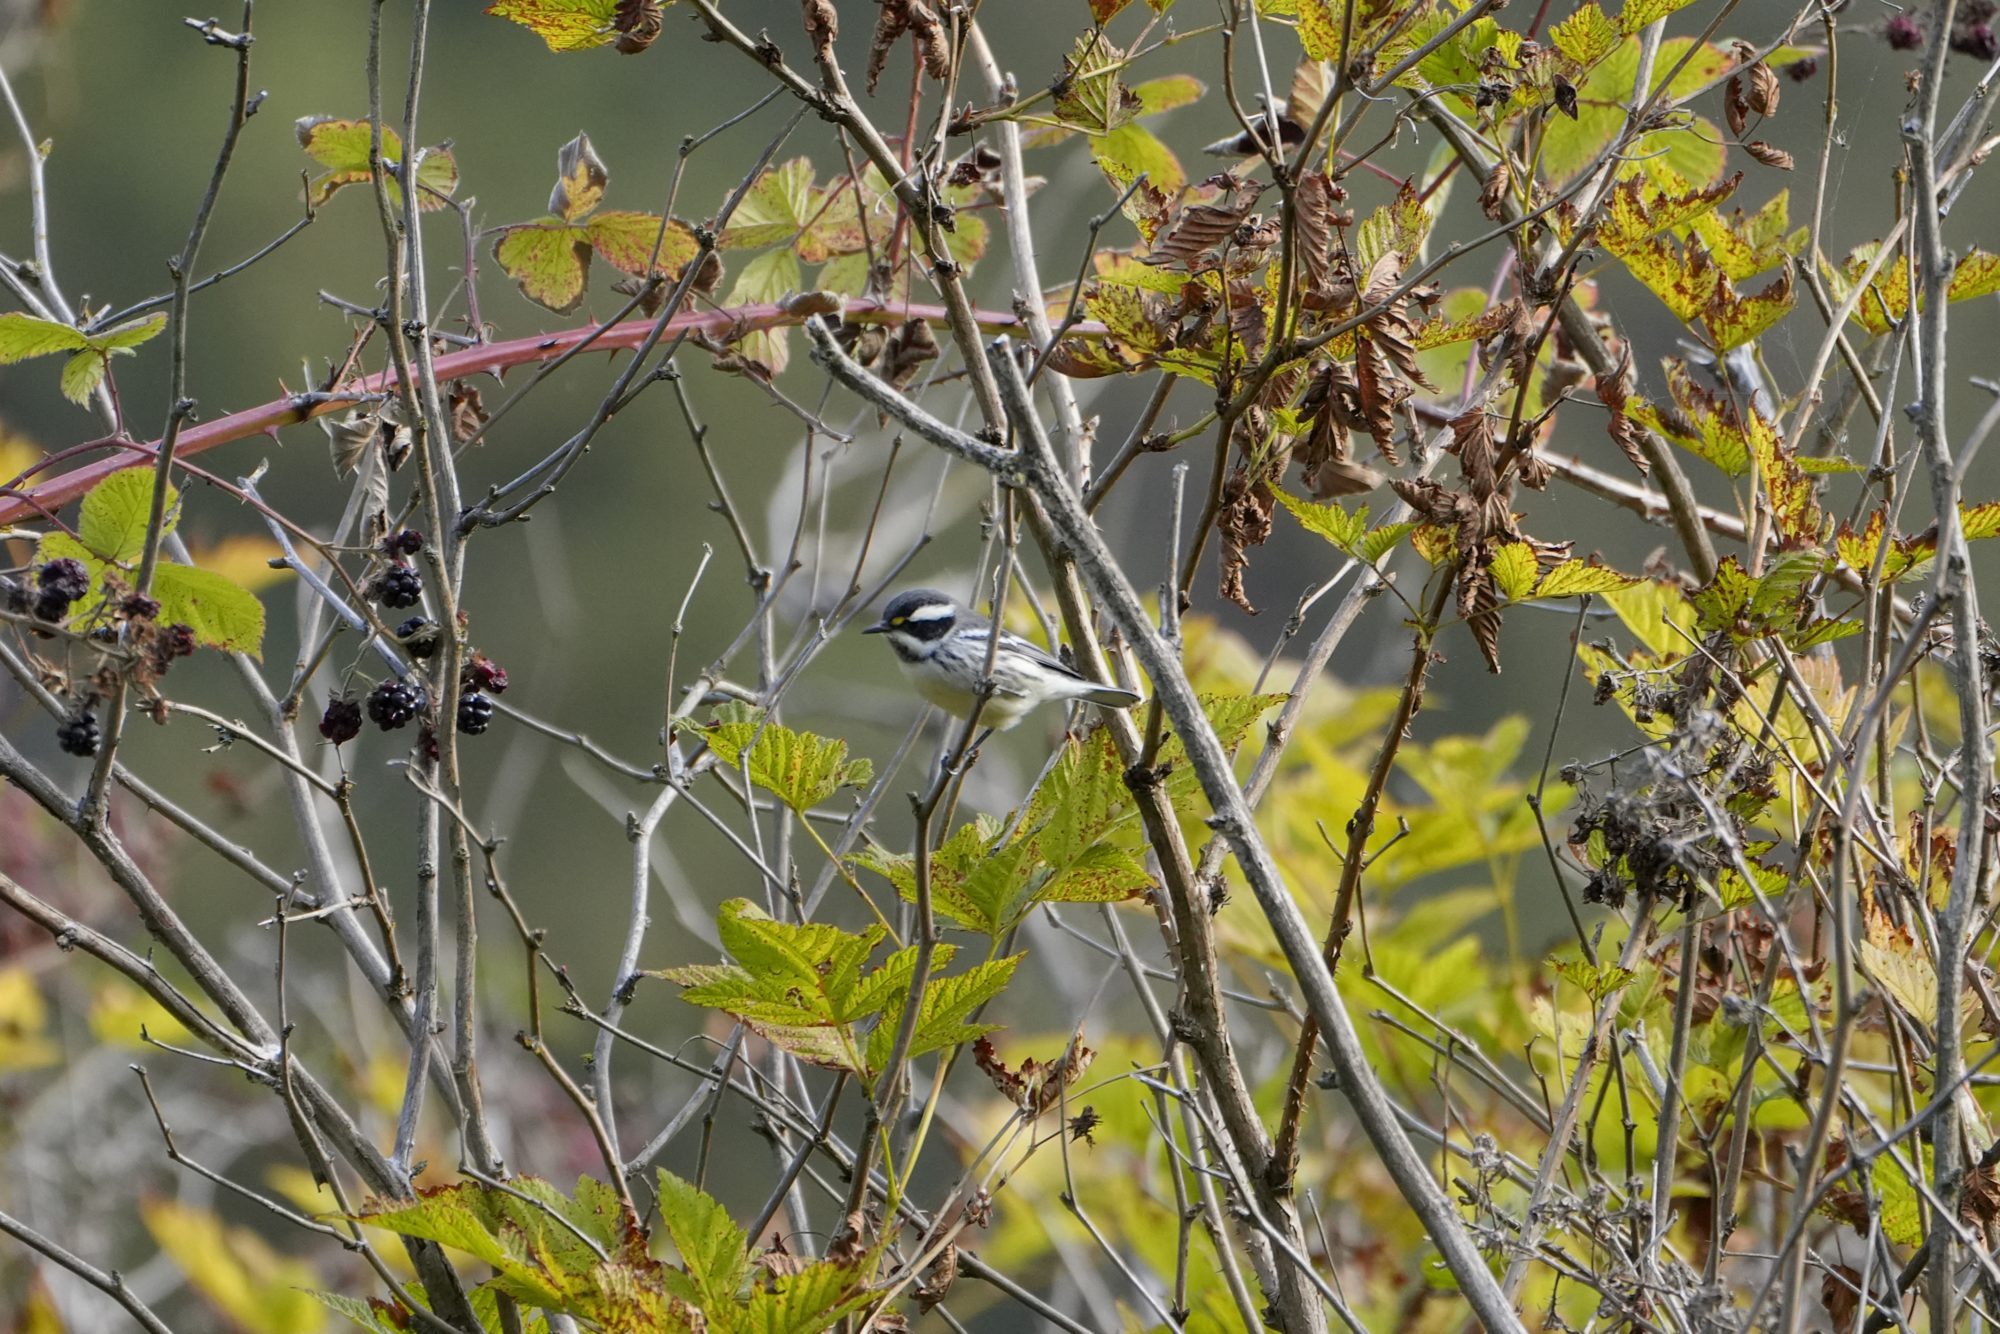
862 588 1142 730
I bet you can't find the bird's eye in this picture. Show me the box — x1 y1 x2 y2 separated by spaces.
891 616 905 626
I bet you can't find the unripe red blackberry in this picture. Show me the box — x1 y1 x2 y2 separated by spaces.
365 677 426 730
319 696 364 745
375 561 423 609
463 653 508 695
57 709 100 757
458 692 495 735
396 616 442 659
1885 14 1923 48
158 624 196 660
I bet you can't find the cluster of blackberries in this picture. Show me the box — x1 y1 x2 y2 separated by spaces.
1885 3 1997 58
6 558 93 624
56 708 100 757
375 561 423 609
319 643 512 746
365 677 428 730
396 615 442 659
385 529 424 557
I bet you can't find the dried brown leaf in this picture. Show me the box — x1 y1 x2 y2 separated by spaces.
1744 140 1794 170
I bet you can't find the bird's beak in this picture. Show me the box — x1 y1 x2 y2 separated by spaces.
861 619 890 635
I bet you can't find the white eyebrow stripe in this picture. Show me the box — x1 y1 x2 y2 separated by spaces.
903 604 956 621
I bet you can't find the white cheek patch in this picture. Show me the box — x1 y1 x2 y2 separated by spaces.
903 604 956 622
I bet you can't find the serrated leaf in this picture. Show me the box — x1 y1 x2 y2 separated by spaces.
295 117 456 212
703 705 871 813
152 561 267 655
1619 0 1701 32
1130 74 1205 115
1534 559 1639 598
1271 488 1367 552
59 350 108 405
1037 842 1152 904
1091 122 1187 201
865 954 1020 1073
1296 0 1348 60
1549 3 1619 67
1360 520 1418 564
720 157 818 250
1689 556 1755 633
721 248 802 372
493 223 594 313
485 0 622 51
1551 958 1634 1003
1489 542 1539 602
1540 38 1731 189
654 1171 748 1311
1054 33 1141 137
587 210 697 275
0 311 92 361
1354 186 1433 271
737 1259 871 1334
79 466 177 563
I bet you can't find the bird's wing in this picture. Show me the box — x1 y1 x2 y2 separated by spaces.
997 629 1090 680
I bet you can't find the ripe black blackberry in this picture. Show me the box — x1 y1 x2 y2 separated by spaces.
57 710 100 757
366 677 427 730
385 529 425 557
38 558 90 602
34 557 92 622
375 561 423 609
396 616 442 659
463 653 508 695
1 576 28 614
1955 22 1998 59
122 592 161 620
458 692 495 735
319 696 364 745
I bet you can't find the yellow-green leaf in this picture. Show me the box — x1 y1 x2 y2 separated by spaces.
295 116 456 212
0 312 91 360
1271 488 1367 552
587 211 697 275
721 248 802 372
493 222 593 313
143 1199 325 1334
1489 542 1539 602
703 704 872 814
153 560 267 656
484 0 622 52
79 466 177 563
1549 2 1619 67
1535 559 1639 598
1619 0 1701 32
548 131 609 221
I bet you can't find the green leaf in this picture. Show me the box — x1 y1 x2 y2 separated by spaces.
79 466 177 563
587 210 698 275
493 223 594 314
1619 0 1702 32
1053 33 1141 136
720 157 817 250
152 561 267 655
721 248 803 372
295 117 457 212
1539 38 1731 189
1489 542 1539 602
865 954 1021 1073
655 1171 748 1311
0 312 165 407
702 705 872 814
1551 958 1634 1003
484 0 622 52
1549 2 1619 67
1296 0 1349 60
1271 488 1367 553
1090 122 1186 200
1534 559 1639 598
736 1259 871 1334
0 312 91 360
1359 521 1418 564
661 900 1010 1079
1130 74 1205 116
1354 186 1433 271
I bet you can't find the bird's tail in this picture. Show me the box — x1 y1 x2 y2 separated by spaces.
1082 684 1143 709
